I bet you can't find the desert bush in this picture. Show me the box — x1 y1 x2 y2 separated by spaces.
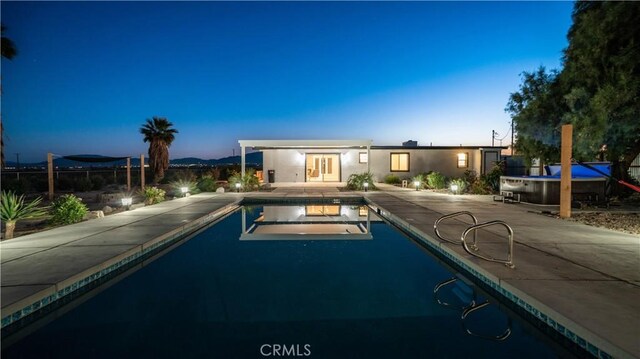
201 168 221 181
1 178 31 195
50 194 88 225
484 162 505 192
56 177 74 191
346 172 376 190
426 171 446 189
411 173 428 189
449 178 468 194
197 177 218 192
90 175 106 190
141 186 166 205
170 179 200 196
228 169 260 191
74 177 93 192
384 174 401 185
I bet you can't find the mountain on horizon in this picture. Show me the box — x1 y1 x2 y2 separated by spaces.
4 152 263 168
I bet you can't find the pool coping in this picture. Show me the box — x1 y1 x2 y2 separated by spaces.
1 200 241 330
364 197 627 359
0 193 631 358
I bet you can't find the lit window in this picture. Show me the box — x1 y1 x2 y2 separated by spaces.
457 153 468 168
390 153 409 172
359 152 368 163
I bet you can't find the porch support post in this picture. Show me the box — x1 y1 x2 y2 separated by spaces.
126 157 131 192
367 145 371 173
241 145 246 177
47 153 54 201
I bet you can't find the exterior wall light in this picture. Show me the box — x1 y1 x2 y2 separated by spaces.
235 183 241 193
121 197 133 210
363 182 369 192
414 180 420 191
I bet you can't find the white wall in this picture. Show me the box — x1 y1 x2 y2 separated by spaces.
262 147 497 183
263 149 367 182
368 148 483 181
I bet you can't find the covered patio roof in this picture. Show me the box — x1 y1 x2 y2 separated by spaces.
238 139 372 177
238 139 372 149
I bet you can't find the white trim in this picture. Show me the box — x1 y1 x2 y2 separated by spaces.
238 139 372 149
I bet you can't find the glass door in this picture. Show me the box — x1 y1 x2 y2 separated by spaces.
305 154 340 182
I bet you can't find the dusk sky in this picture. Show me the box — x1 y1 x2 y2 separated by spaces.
1 1 574 163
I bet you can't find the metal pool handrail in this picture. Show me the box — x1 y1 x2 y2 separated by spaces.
461 301 512 341
461 221 515 268
434 211 478 246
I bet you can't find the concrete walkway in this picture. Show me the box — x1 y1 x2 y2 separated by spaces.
1 193 241 325
366 184 639 358
1 185 638 357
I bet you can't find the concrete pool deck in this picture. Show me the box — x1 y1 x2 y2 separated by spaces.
1 186 639 358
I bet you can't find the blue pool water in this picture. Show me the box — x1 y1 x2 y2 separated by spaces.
2 205 581 358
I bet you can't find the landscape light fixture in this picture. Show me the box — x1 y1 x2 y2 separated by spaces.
121 197 133 210
451 184 459 195
363 182 369 192
414 180 420 191
235 183 241 193
181 187 189 197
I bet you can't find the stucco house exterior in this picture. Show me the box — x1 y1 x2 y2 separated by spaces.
238 139 505 183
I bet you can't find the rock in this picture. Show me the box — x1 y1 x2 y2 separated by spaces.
216 187 225 193
102 206 113 214
85 211 105 220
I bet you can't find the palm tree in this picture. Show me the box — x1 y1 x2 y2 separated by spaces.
140 117 178 183
1 24 18 168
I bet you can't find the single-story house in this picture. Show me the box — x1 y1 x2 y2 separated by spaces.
238 139 505 183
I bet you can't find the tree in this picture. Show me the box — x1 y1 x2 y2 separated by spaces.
140 117 178 183
506 67 567 166
507 2 640 186
1 24 18 169
562 2 640 182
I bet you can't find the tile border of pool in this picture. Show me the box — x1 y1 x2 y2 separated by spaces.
1 201 241 330
364 198 621 359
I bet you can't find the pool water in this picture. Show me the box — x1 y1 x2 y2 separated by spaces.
2 205 579 358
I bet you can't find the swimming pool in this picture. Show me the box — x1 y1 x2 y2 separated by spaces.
2 204 584 358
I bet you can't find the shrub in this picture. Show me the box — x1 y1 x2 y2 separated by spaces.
384 174 401 185
346 172 376 191
90 175 106 190
202 168 221 181
74 177 93 192
228 169 260 192
411 173 427 189
426 171 446 189
484 161 505 192
170 179 200 197
50 194 88 225
56 177 74 191
1 191 48 239
469 179 493 195
141 186 166 205
197 177 218 192
449 178 468 194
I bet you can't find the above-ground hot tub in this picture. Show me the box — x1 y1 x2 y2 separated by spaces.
500 163 609 205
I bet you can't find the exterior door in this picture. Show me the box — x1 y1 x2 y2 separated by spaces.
305 154 340 182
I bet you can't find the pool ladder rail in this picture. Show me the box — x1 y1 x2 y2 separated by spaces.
433 276 512 341
434 211 515 268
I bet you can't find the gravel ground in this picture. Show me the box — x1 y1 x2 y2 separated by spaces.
566 212 640 235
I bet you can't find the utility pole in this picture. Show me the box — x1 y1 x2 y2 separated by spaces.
491 130 496 147
511 121 515 155
15 153 20 170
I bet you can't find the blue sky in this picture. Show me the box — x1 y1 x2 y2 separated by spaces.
1 1 574 162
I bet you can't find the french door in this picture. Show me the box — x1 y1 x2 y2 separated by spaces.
305 154 340 182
